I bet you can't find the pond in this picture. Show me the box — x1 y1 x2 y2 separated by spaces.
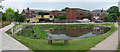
18 25 110 40
44 26 110 39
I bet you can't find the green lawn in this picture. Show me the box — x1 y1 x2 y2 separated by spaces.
7 24 117 52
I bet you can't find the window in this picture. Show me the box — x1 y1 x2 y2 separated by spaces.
50 15 52 18
76 13 84 15
76 17 83 19
29 15 31 16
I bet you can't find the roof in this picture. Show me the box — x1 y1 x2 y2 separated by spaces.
92 9 108 13
23 9 50 13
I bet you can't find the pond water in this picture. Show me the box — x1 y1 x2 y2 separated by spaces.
19 26 110 40
44 26 110 39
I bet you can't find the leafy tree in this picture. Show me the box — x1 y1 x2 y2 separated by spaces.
0 0 4 10
109 13 117 21
58 15 66 20
61 7 69 11
5 8 15 21
103 14 114 22
55 10 59 11
17 14 26 22
54 14 58 18
84 12 92 20
14 10 26 22
107 6 119 17
2 13 7 21
44 18 49 22
54 14 66 20
0 5 3 10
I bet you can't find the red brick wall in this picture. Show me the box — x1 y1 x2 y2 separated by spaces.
50 8 88 20
66 8 88 20
21 10 35 19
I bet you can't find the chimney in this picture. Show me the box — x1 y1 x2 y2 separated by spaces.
27 7 29 12
101 8 103 12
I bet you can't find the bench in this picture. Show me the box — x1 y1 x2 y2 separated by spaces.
45 39 71 45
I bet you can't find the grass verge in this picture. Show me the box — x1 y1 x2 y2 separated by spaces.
7 24 117 52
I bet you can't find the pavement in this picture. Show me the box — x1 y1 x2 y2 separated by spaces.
89 23 118 52
0 23 30 52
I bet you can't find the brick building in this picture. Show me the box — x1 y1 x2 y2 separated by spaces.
91 9 108 21
50 8 90 20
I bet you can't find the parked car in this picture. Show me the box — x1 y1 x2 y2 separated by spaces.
94 20 102 23
74 20 90 23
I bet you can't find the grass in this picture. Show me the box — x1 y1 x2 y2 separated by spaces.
7 24 117 52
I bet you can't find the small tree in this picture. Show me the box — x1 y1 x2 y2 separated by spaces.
84 12 92 20
58 15 66 20
5 8 15 21
109 13 117 22
2 13 7 21
54 14 58 18
107 6 119 17
103 14 114 22
14 10 26 23
17 14 26 22
61 7 69 11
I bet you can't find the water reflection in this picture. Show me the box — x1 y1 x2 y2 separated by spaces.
44 26 110 39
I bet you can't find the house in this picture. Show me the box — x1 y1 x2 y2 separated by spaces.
91 9 108 21
21 7 50 20
49 8 90 20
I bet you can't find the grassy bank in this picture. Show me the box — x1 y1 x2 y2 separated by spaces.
8 24 117 52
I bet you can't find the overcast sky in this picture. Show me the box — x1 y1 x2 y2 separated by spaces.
1 0 120 13
2 0 119 2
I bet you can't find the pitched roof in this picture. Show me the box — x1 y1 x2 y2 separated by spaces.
23 9 50 13
92 9 108 13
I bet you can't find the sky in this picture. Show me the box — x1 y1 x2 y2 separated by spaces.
2 0 119 2
0 0 120 13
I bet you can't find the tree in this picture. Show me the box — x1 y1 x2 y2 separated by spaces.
54 14 66 20
109 13 117 21
54 14 58 18
5 8 15 21
14 9 26 22
2 13 7 21
0 0 4 10
0 5 3 10
16 14 26 22
61 7 69 11
103 14 114 22
107 6 119 17
58 15 66 20
84 12 92 20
